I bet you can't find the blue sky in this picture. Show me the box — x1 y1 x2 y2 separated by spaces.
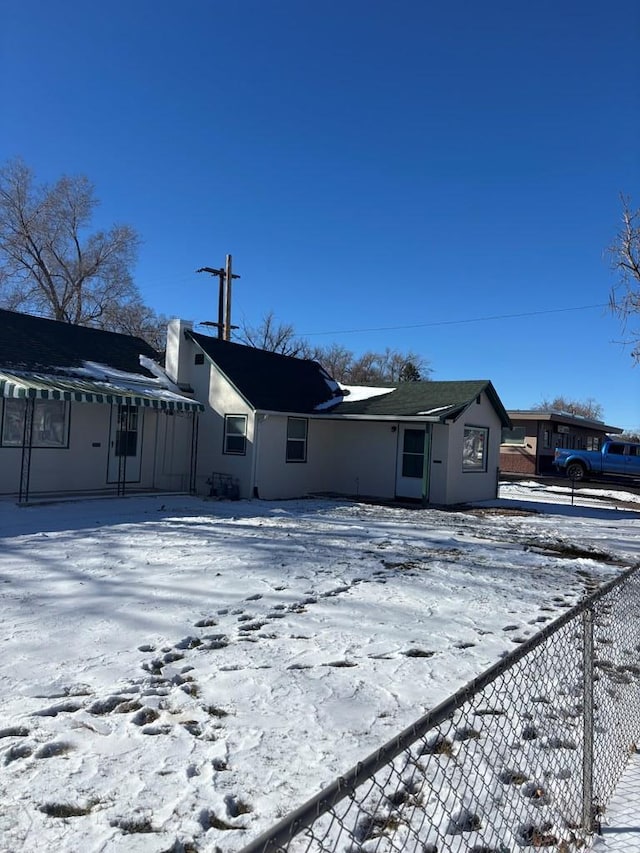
1 0 639 429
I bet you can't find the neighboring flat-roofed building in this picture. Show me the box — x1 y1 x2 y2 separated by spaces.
500 410 623 476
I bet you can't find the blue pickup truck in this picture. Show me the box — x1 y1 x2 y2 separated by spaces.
553 439 640 482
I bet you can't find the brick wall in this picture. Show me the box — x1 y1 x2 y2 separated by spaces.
499 451 537 475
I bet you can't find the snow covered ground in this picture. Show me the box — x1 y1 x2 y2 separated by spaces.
0 480 639 853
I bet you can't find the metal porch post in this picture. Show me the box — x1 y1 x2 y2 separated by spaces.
18 398 35 504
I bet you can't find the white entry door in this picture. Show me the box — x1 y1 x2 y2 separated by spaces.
395 425 428 500
107 404 143 483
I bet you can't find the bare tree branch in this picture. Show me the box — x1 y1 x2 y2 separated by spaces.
532 396 604 420
237 311 432 383
608 194 640 361
0 158 164 348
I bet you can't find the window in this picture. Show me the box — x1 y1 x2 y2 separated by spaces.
543 429 551 449
1 399 69 447
608 443 625 455
224 415 247 455
402 429 425 478
462 426 488 472
586 436 601 451
115 405 139 456
287 417 307 462
501 427 525 446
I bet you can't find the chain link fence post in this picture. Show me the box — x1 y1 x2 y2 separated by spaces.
582 603 595 832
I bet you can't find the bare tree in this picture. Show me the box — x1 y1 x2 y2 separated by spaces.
609 194 640 361
239 312 431 384
532 396 604 420
237 311 310 357
307 342 354 380
100 300 168 352
0 158 164 347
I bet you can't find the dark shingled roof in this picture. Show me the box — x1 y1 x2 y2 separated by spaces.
188 330 338 412
0 308 160 377
187 331 510 425
333 380 511 426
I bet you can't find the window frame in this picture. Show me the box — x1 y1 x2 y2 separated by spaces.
462 425 489 473
223 414 248 456
401 428 425 478
1 398 70 448
501 426 526 446
286 417 308 463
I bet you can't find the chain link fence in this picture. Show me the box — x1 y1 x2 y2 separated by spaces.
240 566 640 853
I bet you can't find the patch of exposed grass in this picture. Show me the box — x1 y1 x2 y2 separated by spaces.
39 801 95 818
224 795 252 817
111 816 156 834
420 735 453 756
403 648 435 658
204 705 228 718
199 810 242 831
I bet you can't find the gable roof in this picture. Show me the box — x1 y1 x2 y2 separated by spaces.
332 380 511 426
187 331 339 412
186 330 510 426
0 308 159 376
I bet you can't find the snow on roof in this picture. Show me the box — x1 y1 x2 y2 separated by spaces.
314 383 395 411
417 405 454 415
1 360 204 410
339 383 396 401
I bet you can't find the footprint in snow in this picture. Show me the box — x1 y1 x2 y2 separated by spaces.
4 743 33 764
175 636 202 650
33 700 85 717
0 726 30 739
198 796 252 831
35 741 74 759
131 708 159 727
141 724 172 736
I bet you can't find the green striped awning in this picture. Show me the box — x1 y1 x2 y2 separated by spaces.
0 370 204 412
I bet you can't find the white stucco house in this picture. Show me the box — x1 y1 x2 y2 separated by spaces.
0 309 203 502
0 310 511 505
165 319 511 506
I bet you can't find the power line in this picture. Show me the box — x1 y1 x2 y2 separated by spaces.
299 303 609 337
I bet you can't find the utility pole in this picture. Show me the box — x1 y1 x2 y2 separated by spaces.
224 254 235 341
196 255 241 340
